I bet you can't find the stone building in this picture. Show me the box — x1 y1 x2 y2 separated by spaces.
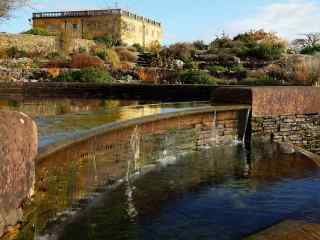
32 9 162 48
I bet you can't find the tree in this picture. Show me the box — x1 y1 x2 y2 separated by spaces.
0 0 29 21
292 33 320 49
193 40 207 50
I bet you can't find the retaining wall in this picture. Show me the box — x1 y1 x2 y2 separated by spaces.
32 106 249 233
0 111 37 238
0 82 218 101
0 33 95 54
212 86 320 154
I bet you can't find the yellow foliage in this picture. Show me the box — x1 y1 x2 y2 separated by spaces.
0 48 8 59
47 68 61 78
148 40 161 53
105 48 120 68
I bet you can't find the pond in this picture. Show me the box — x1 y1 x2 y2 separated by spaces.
0 97 210 149
2 98 319 240
33 138 320 240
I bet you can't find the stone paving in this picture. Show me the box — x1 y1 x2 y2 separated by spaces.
246 220 320 240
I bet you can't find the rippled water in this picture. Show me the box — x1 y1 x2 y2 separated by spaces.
35 139 320 240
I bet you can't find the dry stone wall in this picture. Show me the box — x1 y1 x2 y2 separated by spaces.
0 111 38 237
252 114 320 155
0 33 95 55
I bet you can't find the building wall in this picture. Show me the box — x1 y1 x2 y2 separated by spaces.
33 14 121 40
33 12 162 47
120 15 162 47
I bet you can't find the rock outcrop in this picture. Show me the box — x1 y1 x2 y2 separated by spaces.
0 111 37 237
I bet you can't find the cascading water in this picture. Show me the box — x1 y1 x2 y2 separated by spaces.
90 136 98 183
242 109 251 144
211 110 217 146
125 126 140 218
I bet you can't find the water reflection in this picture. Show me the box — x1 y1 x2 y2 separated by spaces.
56 143 320 240
0 98 141 118
36 101 210 149
20 132 320 240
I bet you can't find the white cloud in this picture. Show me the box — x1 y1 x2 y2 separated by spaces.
224 0 320 41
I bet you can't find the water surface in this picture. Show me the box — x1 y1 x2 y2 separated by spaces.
38 140 320 240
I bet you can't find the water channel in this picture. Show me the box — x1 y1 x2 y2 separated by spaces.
1 97 319 240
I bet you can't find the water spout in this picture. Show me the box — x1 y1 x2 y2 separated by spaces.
211 110 217 145
242 109 251 144
125 126 140 218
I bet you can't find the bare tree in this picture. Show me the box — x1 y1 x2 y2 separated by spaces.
0 0 29 20
292 33 320 48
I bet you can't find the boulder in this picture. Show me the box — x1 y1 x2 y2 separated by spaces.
0 111 37 237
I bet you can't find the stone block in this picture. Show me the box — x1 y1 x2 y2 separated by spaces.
0 111 37 237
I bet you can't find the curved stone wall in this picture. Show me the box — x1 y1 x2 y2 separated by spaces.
0 111 37 237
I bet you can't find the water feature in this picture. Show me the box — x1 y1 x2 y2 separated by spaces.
242 108 251 144
32 138 320 240
0 98 141 117
3 97 319 240
32 101 210 150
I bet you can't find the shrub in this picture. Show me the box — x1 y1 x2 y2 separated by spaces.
79 67 113 83
0 48 8 59
209 30 287 61
56 67 113 83
230 64 246 73
132 43 144 53
301 44 320 55
6 46 27 58
165 42 195 62
47 52 61 59
23 28 53 36
114 48 138 62
283 54 320 84
210 35 234 49
44 58 69 68
249 42 285 60
126 46 137 52
95 48 107 60
94 34 121 48
105 49 120 68
193 40 207 50
69 53 105 69
78 47 87 53
148 40 161 54
207 65 228 74
179 70 217 85
7 46 18 58
183 59 199 70
234 29 282 43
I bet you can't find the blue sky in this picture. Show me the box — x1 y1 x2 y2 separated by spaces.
1 0 320 44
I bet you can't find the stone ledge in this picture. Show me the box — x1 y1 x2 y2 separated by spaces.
212 86 320 117
0 111 37 237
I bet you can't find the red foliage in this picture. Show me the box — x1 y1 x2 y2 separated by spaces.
69 53 105 69
43 59 68 68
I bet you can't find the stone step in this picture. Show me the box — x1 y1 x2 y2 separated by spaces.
245 220 320 240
